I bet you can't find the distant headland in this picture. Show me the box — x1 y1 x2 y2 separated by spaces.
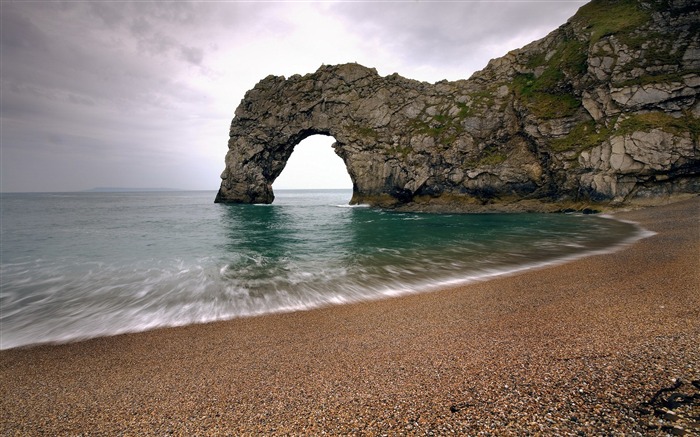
84 187 181 193
216 0 699 212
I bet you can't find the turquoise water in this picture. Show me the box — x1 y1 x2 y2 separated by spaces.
0 190 645 349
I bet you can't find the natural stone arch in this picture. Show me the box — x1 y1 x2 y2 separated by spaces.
215 63 439 206
216 4 700 212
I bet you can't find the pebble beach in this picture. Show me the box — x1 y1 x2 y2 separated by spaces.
1 197 698 435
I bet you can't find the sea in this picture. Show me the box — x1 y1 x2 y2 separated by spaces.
0 189 648 350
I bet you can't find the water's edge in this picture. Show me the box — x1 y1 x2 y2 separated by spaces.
1 220 653 351
0 191 650 350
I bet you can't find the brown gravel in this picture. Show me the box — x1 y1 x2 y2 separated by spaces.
2 197 699 436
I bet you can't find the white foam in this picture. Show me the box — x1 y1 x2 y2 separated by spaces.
1 212 653 350
335 203 370 208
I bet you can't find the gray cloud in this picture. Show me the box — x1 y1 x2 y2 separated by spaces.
0 6 50 52
331 1 585 77
88 2 126 28
180 45 204 65
1 0 588 193
1 1 228 191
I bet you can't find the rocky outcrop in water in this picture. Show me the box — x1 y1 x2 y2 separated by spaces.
216 0 699 211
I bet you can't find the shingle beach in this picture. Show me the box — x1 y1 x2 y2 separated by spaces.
2 197 698 436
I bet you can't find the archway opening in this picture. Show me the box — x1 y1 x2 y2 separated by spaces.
272 135 353 202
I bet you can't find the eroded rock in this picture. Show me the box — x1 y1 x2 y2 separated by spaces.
216 0 699 211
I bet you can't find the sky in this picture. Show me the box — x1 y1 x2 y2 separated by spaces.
1 0 587 193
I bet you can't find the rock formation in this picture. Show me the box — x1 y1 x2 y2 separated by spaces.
216 0 699 211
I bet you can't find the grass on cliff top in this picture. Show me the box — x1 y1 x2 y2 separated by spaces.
572 0 651 45
526 35 588 78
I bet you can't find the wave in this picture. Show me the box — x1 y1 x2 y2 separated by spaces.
0 191 647 350
335 203 370 208
0 216 649 350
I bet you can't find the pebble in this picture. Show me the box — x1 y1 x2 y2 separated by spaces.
1 198 699 435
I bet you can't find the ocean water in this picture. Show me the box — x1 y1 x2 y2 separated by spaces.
0 190 646 350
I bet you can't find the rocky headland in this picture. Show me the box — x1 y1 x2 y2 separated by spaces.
216 0 699 211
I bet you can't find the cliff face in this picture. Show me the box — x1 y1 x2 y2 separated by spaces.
216 0 699 211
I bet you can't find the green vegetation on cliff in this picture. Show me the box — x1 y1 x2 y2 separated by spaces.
476 149 508 166
412 114 462 145
550 120 612 153
618 112 700 141
572 0 650 45
512 73 581 119
514 31 587 119
550 112 700 155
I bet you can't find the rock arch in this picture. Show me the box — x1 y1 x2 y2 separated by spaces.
215 63 425 206
216 0 700 212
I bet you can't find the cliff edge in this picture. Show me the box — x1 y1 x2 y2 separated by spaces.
216 0 699 211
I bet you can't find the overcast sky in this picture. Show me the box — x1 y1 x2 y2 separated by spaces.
1 0 586 193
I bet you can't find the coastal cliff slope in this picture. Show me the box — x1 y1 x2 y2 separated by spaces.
216 0 699 211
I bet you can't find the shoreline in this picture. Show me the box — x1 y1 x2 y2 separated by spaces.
1 213 644 352
1 205 644 352
1 197 698 434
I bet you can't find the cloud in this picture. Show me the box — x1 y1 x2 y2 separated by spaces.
180 46 204 65
1 1 224 190
329 1 585 81
0 6 51 52
88 2 126 29
1 0 587 193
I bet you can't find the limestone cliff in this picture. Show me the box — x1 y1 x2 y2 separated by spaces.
216 0 699 211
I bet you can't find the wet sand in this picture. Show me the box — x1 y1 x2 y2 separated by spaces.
1 197 698 435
